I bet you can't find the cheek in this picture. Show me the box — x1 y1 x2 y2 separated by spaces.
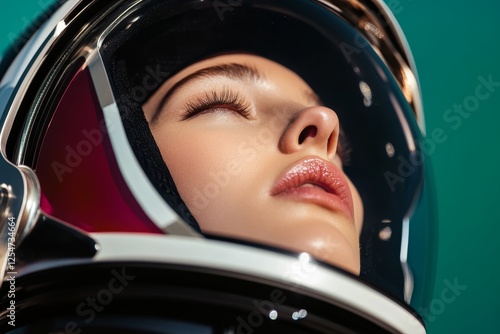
152 126 257 218
347 177 364 234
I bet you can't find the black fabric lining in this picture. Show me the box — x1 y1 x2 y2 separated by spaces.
111 58 201 232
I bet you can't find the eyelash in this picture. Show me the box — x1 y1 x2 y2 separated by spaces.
182 88 252 120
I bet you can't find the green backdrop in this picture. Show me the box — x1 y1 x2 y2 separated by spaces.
1 1 499 333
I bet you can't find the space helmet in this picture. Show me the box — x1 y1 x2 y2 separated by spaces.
0 0 436 332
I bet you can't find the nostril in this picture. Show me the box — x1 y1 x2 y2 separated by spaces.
298 125 317 144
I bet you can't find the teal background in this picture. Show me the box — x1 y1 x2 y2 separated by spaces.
394 1 500 333
1 1 499 332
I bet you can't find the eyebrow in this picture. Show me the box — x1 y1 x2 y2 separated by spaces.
151 63 264 123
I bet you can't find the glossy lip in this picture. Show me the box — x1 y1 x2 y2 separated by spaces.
270 157 354 219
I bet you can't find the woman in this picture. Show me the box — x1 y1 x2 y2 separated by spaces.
142 53 364 274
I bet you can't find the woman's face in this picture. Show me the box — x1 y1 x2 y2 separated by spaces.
143 54 364 274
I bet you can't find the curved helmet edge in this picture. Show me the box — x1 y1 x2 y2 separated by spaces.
315 0 424 132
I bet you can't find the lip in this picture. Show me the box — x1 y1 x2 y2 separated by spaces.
270 157 354 219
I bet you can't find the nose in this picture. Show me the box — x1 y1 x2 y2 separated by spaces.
279 106 340 161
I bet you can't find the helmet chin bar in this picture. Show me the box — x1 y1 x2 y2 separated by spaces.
0 233 426 333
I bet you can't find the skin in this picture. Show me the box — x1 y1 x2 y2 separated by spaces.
143 54 364 274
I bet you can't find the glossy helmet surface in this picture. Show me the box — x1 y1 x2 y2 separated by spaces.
0 0 436 332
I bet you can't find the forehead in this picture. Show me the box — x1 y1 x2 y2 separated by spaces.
171 53 310 86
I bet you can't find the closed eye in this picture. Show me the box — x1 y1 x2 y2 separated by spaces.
181 87 252 120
